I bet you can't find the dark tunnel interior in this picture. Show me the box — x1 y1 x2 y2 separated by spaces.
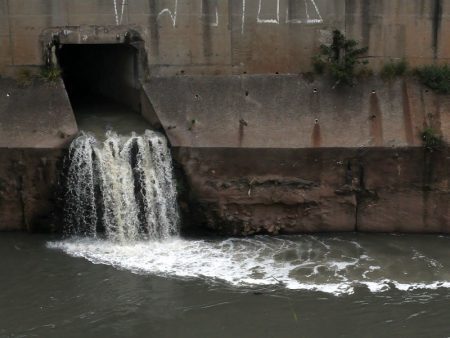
57 43 147 135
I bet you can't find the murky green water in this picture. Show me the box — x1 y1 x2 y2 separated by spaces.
1 233 450 338
74 99 151 140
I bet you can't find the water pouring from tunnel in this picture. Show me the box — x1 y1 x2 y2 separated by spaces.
63 130 179 242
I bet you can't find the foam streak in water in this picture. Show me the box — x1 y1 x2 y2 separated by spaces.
48 235 450 296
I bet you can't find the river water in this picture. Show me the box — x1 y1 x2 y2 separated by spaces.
1 233 450 337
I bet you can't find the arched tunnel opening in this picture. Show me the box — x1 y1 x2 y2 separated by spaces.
57 43 150 136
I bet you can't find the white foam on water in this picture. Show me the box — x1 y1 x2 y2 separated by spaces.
47 236 450 296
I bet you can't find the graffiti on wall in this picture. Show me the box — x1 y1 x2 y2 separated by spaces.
202 1 219 27
113 0 179 27
157 0 179 27
285 0 323 24
242 0 323 33
112 0 323 30
257 0 280 24
113 0 127 25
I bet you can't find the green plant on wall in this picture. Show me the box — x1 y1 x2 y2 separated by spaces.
380 59 408 80
40 66 61 83
416 64 450 94
421 127 443 152
312 30 368 87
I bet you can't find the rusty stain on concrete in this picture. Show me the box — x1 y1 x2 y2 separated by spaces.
402 81 415 145
238 118 247 147
148 0 160 57
430 97 442 135
432 0 443 59
202 0 213 59
311 122 321 147
369 92 383 147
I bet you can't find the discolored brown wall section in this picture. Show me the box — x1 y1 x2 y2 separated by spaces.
174 147 449 235
0 0 450 76
0 148 64 232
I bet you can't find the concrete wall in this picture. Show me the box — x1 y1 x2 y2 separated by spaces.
145 76 450 235
174 147 449 235
0 78 77 148
1 0 450 76
0 148 64 232
145 76 450 148
0 0 449 234
0 78 77 231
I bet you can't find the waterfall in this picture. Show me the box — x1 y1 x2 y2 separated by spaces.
63 130 179 241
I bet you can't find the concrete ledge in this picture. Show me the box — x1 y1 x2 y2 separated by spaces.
0 77 77 231
144 75 450 148
0 78 77 148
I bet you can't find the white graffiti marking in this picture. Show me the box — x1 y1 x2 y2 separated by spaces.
241 0 246 34
257 0 280 24
212 7 219 27
158 0 179 27
286 0 323 24
202 1 219 27
308 0 323 23
113 0 127 25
